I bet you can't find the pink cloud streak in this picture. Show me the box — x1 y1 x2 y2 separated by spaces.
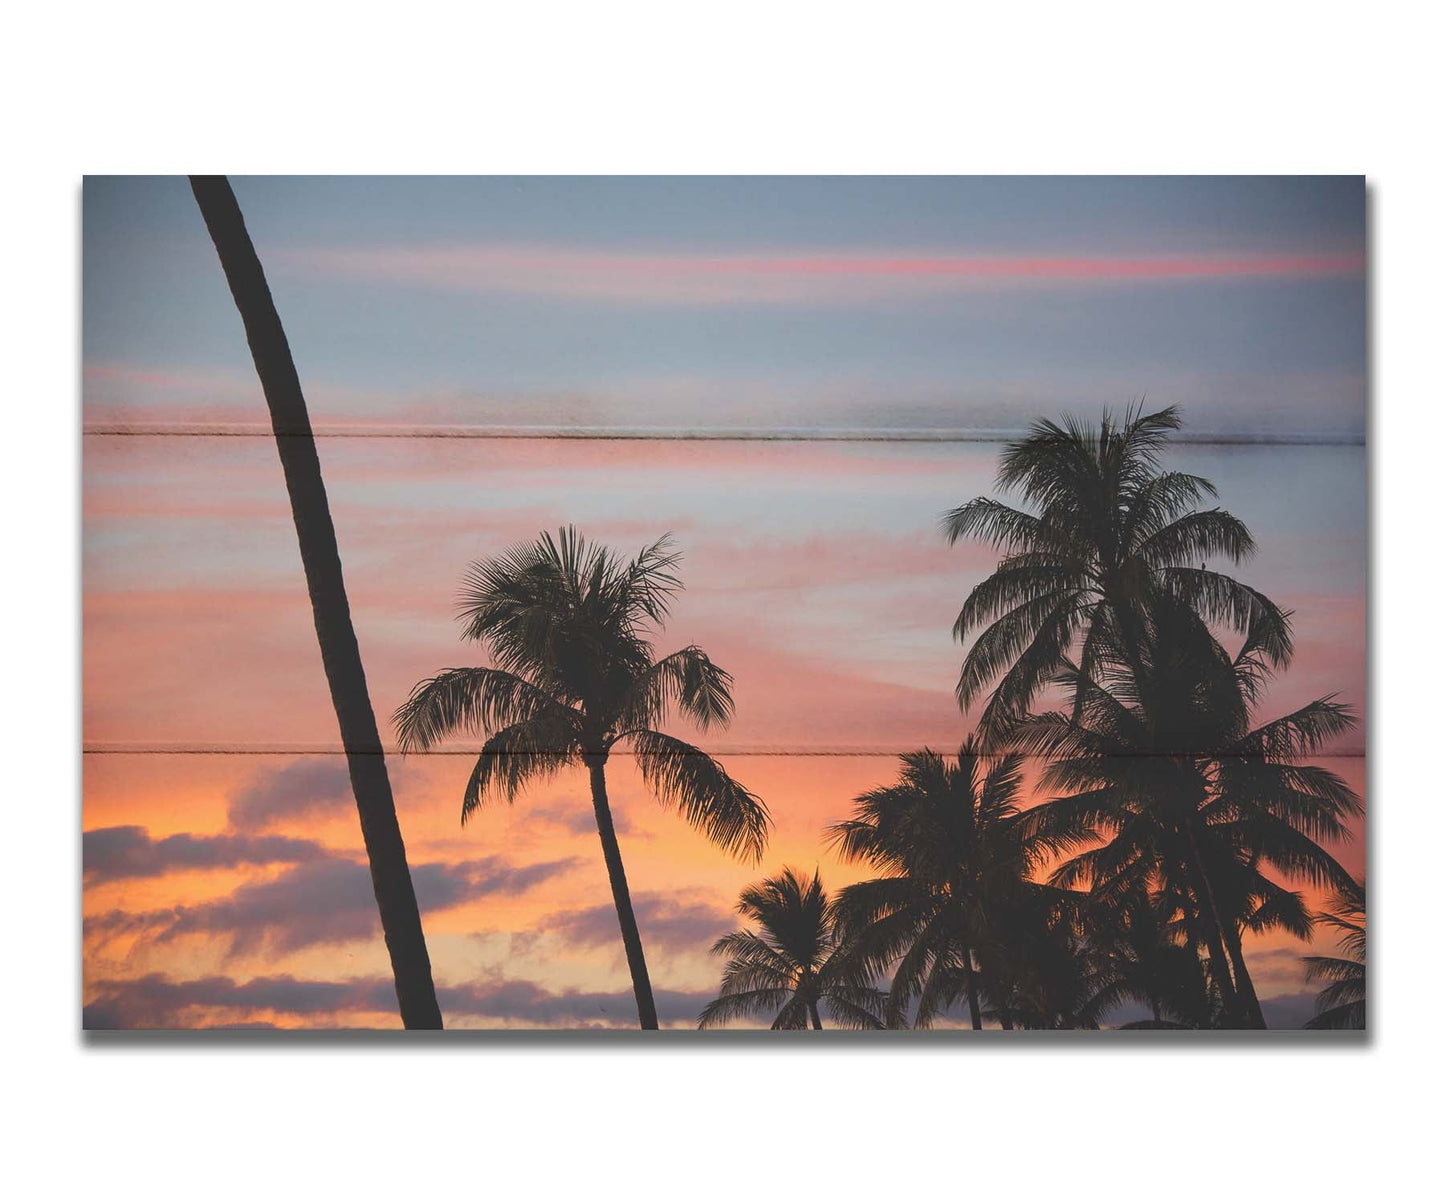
285 245 1364 305
665 252 1363 278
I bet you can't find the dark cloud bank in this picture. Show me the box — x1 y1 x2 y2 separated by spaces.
84 751 584 956
84 826 328 884
540 893 733 955
85 851 580 956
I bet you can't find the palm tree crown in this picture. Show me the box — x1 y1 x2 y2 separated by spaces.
395 527 769 857
828 741 1056 1028
942 404 1292 740
1017 599 1360 1027
698 868 886 1030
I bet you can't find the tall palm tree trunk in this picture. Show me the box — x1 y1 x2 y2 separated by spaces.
1166 864 1223 1026
585 754 659 1029
1180 827 1246 1027
1185 882 1244 1026
1176 905 1220 1026
807 1000 824 1030
189 176 443 1030
961 945 983 1029
1224 925 1268 1028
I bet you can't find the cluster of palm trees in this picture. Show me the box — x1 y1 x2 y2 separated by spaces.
397 405 1365 1031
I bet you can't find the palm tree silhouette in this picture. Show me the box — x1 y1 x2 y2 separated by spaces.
1016 599 1360 1027
189 176 442 1029
1080 888 1213 1027
979 891 1110 1029
827 741 1053 1029
395 527 769 1029
942 404 1292 741
1303 877 1365 1029
697 868 886 1030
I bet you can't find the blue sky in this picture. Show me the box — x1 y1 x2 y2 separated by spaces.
83 176 1365 437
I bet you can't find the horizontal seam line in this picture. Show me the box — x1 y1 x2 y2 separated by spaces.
81 746 1368 758
79 426 1365 447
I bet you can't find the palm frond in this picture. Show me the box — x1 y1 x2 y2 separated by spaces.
460 716 580 821
821 986 889 1030
1120 470 1220 549
393 666 577 752
629 729 771 862
1303 999 1365 1030
941 498 1056 552
617 645 735 733
952 558 1086 641
969 594 1086 735
1237 697 1358 760
709 929 798 984
1158 566 1294 665
1302 954 1364 986
697 987 793 1029
616 533 685 626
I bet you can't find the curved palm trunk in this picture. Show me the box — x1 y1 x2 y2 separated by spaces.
1177 903 1221 1026
1181 826 1246 1028
962 945 983 1030
1225 924 1268 1028
585 755 659 1029
1187 890 1244 1027
1168 864 1224 1026
807 1000 824 1030
189 176 442 1029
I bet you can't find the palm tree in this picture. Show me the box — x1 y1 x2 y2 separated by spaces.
980 891 1111 1029
395 527 769 1030
189 176 442 1029
1017 599 1360 1028
697 868 886 1030
1079 887 1214 1028
942 404 1292 741
827 741 1054 1029
1304 877 1366 1029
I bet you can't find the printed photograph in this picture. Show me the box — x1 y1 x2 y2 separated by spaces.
82 176 1366 1031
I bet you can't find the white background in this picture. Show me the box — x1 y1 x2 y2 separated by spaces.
3 2 1437 1198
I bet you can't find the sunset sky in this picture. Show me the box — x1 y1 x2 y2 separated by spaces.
82 176 1365 1028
